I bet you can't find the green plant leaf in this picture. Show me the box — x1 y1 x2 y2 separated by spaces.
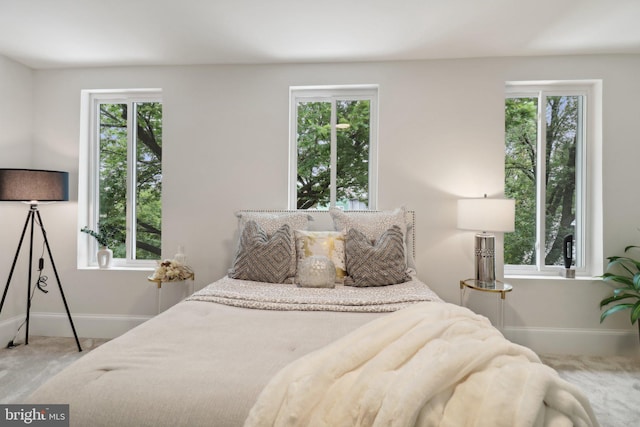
631 301 640 324
602 273 634 287
606 257 639 277
80 226 110 247
613 288 640 298
600 303 634 323
600 244 640 326
599 293 639 308
621 256 640 271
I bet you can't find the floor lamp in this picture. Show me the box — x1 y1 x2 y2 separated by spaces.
0 169 82 352
457 195 515 286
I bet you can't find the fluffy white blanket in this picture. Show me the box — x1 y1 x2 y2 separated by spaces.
245 302 599 427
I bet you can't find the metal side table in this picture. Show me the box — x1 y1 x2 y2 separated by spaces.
459 279 512 329
148 272 195 314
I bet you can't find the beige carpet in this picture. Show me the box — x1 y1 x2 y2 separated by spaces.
1 336 638 426
540 353 640 427
0 336 109 404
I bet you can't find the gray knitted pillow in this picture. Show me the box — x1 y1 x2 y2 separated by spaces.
345 225 410 287
329 206 415 272
229 221 293 284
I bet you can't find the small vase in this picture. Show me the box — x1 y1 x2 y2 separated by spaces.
174 246 187 264
97 246 113 269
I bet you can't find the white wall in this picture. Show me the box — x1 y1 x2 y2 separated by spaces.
0 55 34 345
2 54 639 355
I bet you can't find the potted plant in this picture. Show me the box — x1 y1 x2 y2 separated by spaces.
81 226 114 269
600 245 640 339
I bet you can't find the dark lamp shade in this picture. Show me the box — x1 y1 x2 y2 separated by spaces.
0 169 69 202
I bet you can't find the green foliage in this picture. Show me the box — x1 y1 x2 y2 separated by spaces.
297 101 331 209
296 100 370 209
505 98 537 265
135 102 162 259
81 225 115 248
335 100 370 206
99 102 162 259
543 96 578 265
504 95 578 266
600 245 640 325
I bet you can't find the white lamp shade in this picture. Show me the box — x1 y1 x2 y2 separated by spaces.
457 197 515 232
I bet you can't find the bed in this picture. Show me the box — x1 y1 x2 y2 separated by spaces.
27 208 599 426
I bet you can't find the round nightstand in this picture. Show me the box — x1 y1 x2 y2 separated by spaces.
148 272 195 314
459 279 512 329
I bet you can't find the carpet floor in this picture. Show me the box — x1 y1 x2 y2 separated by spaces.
0 336 109 404
0 336 638 426
539 353 640 427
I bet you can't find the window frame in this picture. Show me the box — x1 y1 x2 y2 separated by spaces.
78 88 163 269
504 81 598 277
288 85 378 210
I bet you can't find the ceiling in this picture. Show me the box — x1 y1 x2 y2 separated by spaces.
1 0 639 69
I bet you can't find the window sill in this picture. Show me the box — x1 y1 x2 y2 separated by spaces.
505 274 601 282
77 265 154 272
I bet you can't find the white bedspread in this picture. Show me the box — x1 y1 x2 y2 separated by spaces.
245 302 599 427
188 276 441 312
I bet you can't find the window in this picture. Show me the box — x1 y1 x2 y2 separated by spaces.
289 85 378 210
504 82 595 276
79 89 162 268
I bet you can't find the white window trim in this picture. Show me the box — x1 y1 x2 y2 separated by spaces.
78 88 162 269
288 85 379 210
504 80 603 278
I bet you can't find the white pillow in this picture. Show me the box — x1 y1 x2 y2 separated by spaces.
236 211 312 235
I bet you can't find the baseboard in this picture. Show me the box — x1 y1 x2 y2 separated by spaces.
504 326 639 356
9 312 154 340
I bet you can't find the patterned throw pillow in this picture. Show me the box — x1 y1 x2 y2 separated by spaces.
329 206 415 271
294 230 346 281
234 211 312 278
345 225 410 287
229 221 293 284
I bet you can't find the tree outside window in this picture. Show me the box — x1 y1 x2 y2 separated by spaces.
505 87 585 272
81 90 163 267
291 86 377 210
99 101 162 260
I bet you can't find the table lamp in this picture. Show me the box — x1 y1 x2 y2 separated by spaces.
457 195 515 285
